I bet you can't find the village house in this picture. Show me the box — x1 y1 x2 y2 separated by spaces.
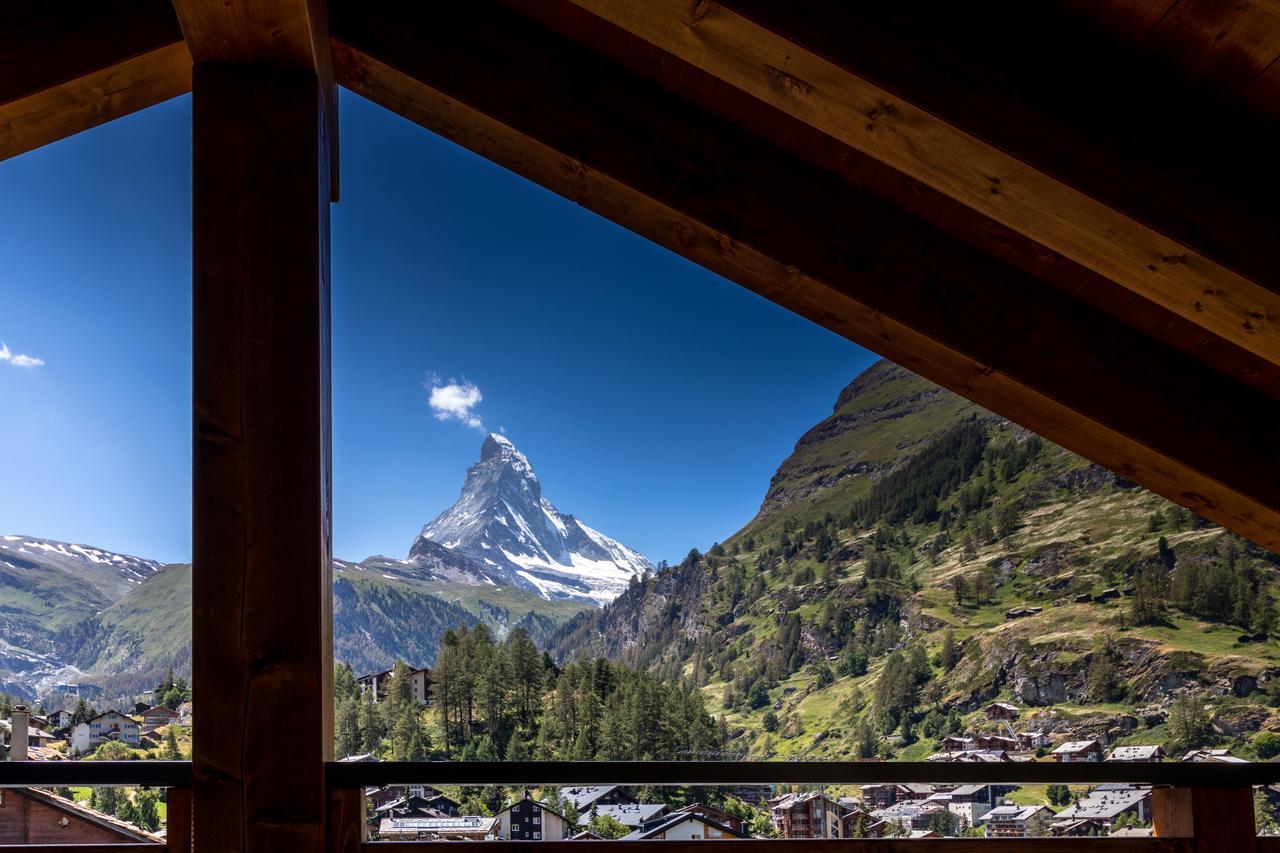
139 705 179 729
0 787 163 845
974 734 1021 752
622 812 747 841
1107 745 1164 762
674 803 747 836
1052 739 1103 762
43 709 73 730
859 783 934 809
378 815 497 841
1018 731 1050 750
374 795 452 822
357 666 432 704
1051 784 1151 831
562 785 638 814
927 749 1012 763
980 805 1056 837
70 710 140 753
0 719 55 752
495 793 572 840
940 736 976 752
769 791 843 838
838 807 890 838
872 800 947 833
590 803 668 829
1182 748 1247 763
924 783 1014 827
985 702 1022 721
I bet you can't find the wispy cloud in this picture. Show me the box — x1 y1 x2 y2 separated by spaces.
427 376 484 430
0 342 44 368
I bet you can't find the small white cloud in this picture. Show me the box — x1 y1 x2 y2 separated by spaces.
0 342 43 368
428 378 484 430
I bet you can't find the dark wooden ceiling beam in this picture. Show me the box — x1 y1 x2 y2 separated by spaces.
0 0 190 161
170 0 338 197
538 0 1280 372
333 0 1280 551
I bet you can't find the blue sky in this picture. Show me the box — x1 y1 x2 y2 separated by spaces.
0 91 875 566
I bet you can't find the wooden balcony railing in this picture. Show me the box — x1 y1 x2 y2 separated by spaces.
1 760 1276 851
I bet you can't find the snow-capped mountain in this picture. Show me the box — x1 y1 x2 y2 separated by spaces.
416 434 652 605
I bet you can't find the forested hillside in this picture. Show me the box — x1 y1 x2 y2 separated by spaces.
550 360 1280 761
335 625 725 775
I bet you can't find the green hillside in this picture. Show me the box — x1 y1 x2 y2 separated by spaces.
550 360 1280 761
62 563 587 697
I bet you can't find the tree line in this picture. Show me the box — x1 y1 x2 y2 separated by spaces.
334 623 727 764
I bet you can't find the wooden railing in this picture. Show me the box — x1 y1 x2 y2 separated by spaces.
0 761 189 852
1 760 1274 851
324 760 1277 852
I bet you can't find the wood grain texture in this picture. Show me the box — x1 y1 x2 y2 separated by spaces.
0 0 190 160
329 786 365 853
1152 787 1194 838
333 0 1280 552
171 0 338 197
165 786 192 853
192 62 332 853
552 0 1280 369
1189 786 1256 853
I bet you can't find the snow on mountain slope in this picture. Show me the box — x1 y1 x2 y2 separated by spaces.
416 434 651 605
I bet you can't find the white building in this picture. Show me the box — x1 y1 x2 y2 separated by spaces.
70 710 140 753
981 805 1055 837
495 793 572 840
623 813 746 840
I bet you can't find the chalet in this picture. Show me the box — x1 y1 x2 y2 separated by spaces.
980 805 1056 838
43 709 73 730
622 812 746 841
378 815 497 841
1182 748 1247 764
591 803 668 829
859 783 935 809
1051 818 1109 837
70 711 140 753
1052 784 1151 830
140 705 179 729
838 808 890 839
985 702 1022 721
495 793 572 840
1052 739 1103 762
769 791 843 838
924 784 1012 827
1108 745 1164 762
374 795 450 821
927 749 1011 763
562 785 637 813
674 803 747 836
1018 732 1050 750
357 666 432 704
0 787 163 845
940 736 976 752
872 800 947 833
974 734 1021 752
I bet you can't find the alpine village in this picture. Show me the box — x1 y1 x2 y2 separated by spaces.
4 361 1280 842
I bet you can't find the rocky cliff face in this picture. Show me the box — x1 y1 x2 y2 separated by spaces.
417 433 651 604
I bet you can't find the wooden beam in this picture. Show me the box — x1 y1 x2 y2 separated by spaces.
333 0 1280 551
171 0 338 197
541 0 1280 370
165 786 192 853
0 0 190 161
192 62 333 852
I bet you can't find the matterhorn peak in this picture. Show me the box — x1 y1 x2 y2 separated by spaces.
414 433 651 605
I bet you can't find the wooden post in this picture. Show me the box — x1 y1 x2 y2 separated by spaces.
1153 786 1256 851
165 786 192 853
328 787 365 853
192 62 333 852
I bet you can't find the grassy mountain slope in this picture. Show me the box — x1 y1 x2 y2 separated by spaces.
550 360 1280 760
58 561 587 697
